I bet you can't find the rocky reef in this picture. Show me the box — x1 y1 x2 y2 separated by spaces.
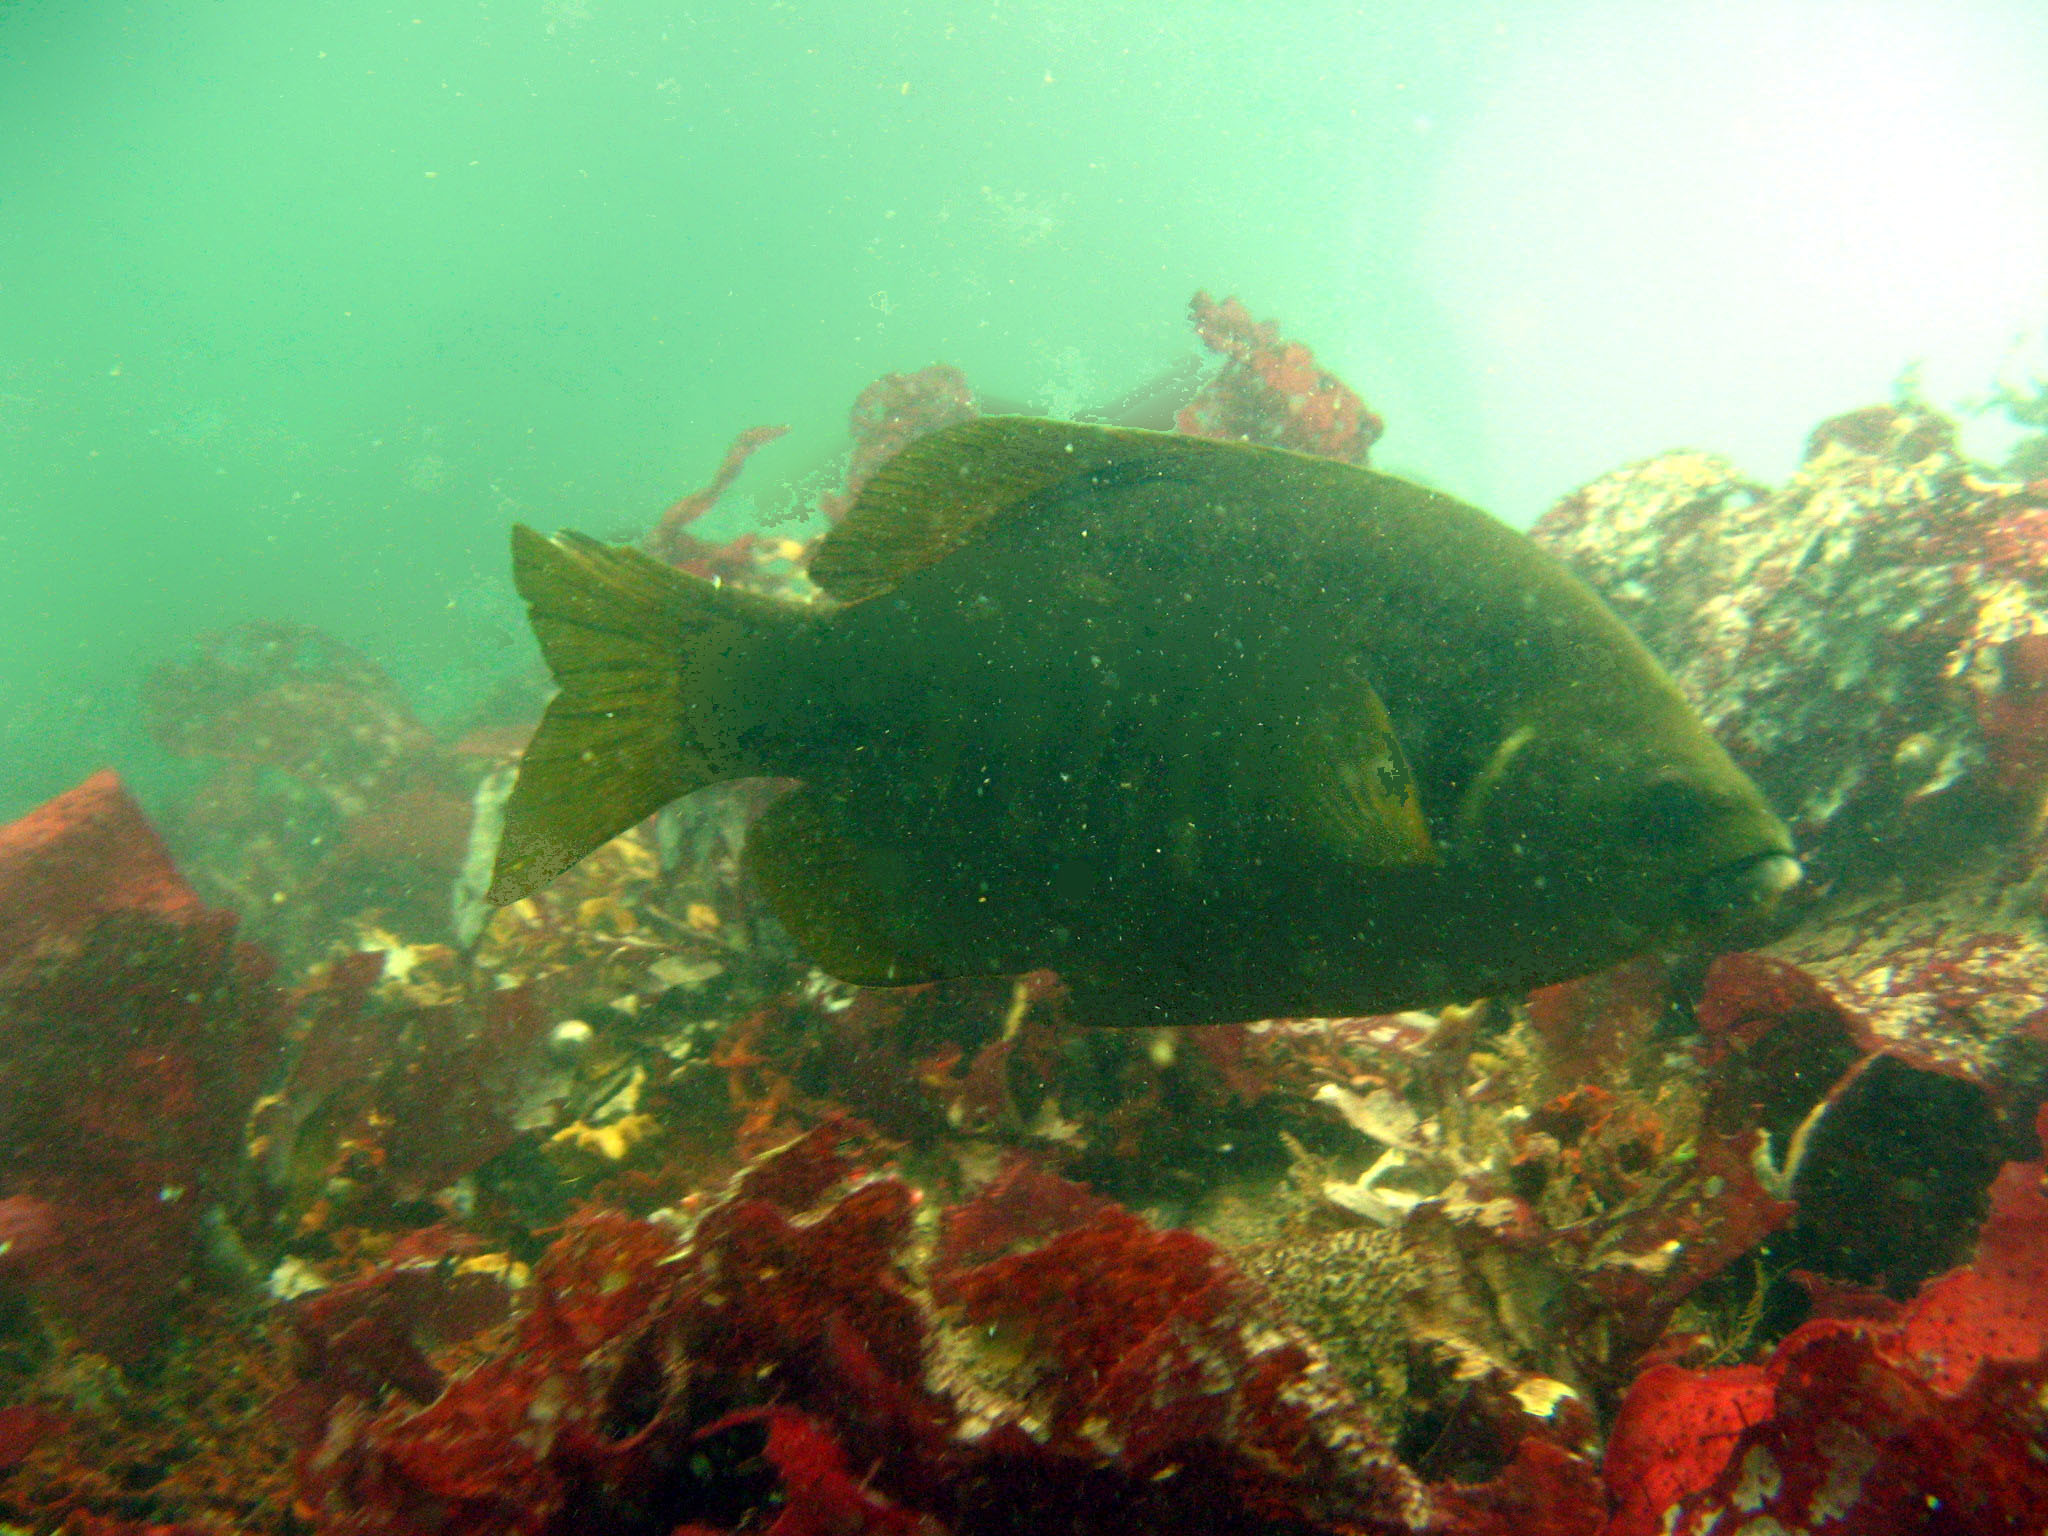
2 299 2046 1534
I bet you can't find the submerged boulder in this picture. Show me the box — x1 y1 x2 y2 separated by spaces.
0 771 281 1362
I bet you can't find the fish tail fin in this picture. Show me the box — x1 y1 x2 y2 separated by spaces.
486 525 802 905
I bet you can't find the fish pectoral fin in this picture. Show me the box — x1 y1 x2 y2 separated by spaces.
744 789 960 987
1292 670 1436 869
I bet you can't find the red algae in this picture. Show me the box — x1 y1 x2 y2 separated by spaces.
1600 1105 2048 1534
1176 292 1383 464
816 364 981 525
281 1122 1428 1536
647 424 793 572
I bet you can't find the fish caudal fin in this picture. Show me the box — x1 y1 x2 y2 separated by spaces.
487 526 800 906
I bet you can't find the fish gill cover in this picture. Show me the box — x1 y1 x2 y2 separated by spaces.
2 296 2047 1533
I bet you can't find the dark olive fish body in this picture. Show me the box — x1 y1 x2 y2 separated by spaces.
488 419 1797 1027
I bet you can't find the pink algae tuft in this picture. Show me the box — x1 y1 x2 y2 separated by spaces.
1176 292 1383 465
647 424 793 572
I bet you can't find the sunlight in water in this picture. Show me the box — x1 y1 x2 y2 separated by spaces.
1422 0 2048 511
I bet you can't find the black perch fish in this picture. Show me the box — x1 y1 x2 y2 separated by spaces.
486 417 1799 1027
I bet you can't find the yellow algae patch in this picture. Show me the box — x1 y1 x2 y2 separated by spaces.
550 1112 658 1162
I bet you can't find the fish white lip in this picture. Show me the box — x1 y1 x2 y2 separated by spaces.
1747 853 1804 899
1697 850 1803 916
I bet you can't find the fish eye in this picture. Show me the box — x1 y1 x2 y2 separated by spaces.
1625 776 1717 849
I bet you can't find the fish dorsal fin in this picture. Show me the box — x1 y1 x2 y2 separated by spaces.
1291 663 1437 870
809 416 1227 602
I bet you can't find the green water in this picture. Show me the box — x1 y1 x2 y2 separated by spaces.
3 0 2045 821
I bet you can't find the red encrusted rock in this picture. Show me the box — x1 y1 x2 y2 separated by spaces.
1766 890 2048 1093
1892 1101 2048 1394
1689 944 2016 1296
1691 953 1869 1142
1600 1104 2048 1534
1600 1364 1773 1536
0 769 198 965
0 773 281 1362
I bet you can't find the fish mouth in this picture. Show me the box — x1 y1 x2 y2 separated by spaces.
1692 849 1803 924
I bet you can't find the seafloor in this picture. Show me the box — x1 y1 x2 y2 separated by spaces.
2 298 2046 1535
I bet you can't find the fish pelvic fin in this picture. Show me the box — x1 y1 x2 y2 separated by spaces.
487 525 802 905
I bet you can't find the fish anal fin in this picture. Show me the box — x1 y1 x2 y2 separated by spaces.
745 790 957 987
